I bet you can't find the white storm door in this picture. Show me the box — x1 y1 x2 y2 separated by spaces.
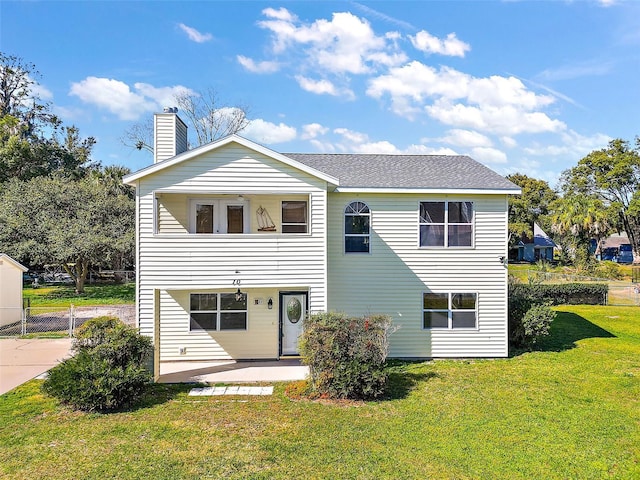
281 293 307 355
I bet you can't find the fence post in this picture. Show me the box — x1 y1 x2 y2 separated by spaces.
22 307 27 336
69 304 74 337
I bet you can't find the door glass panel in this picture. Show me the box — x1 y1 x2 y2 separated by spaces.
287 297 302 323
196 204 214 233
227 205 244 233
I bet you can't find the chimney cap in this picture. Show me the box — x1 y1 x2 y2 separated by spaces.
163 106 178 114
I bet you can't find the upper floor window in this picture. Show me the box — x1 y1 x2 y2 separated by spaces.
423 292 477 329
190 199 249 234
190 292 248 331
282 201 308 233
345 201 370 253
420 201 473 247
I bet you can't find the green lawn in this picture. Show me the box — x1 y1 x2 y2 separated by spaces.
23 283 135 307
1 305 639 479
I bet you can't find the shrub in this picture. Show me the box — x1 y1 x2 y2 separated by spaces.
299 312 393 400
521 305 556 346
42 316 153 412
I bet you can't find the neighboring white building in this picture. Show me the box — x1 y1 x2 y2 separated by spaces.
0 254 28 328
123 111 520 375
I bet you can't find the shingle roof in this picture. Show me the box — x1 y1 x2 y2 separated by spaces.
283 153 518 190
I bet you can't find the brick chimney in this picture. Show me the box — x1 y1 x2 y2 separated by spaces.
153 107 188 163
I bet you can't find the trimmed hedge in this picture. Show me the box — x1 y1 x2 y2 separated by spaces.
509 283 608 306
299 312 393 400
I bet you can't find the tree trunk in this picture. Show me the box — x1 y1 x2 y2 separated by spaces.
62 258 90 294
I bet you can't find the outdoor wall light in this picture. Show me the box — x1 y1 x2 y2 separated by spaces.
235 288 244 302
267 298 273 309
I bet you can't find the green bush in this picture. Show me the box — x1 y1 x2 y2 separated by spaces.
42 316 153 412
299 312 393 400
521 305 556 346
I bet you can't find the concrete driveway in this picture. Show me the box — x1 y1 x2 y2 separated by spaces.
0 338 72 395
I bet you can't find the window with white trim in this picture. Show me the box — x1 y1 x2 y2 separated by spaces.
345 201 370 253
419 201 473 247
190 199 249 234
423 292 477 329
282 201 308 233
190 293 247 331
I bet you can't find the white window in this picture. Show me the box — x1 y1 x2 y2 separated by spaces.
190 199 249 234
190 293 247 331
419 201 473 247
423 292 477 329
345 201 370 253
282 201 308 233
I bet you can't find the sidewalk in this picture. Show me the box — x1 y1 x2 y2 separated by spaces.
0 338 72 395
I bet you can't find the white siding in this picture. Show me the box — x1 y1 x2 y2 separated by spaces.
158 288 280 360
0 256 26 327
154 113 188 163
136 143 328 359
326 193 509 358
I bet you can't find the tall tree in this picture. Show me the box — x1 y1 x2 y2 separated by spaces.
0 53 99 182
0 52 58 139
506 173 558 246
122 88 250 153
0 174 135 293
549 193 612 265
560 137 640 255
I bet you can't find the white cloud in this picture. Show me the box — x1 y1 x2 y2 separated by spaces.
426 100 566 135
262 7 297 22
70 77 156 120
178 23 213 43
469 147 508 164
236 55 281 73
440 129 493 148
501 136 518 148
295 76 355 99
134 83 194 109
69 77 193 120
523 130 611 157
410 30 470 57
367 61 563 136
257 9 403 76
301 123 329 139
243 118 297 144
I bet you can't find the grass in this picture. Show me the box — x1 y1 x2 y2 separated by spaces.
23 283 135 307
1 305 639 479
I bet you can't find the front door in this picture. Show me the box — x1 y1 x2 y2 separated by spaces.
280 292 307 355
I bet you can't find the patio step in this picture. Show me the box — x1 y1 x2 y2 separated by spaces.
188 386 273 396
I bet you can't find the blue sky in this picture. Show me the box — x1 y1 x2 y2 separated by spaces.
2 0 639 186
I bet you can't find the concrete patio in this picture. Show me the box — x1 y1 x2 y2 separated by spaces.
158 358 309 384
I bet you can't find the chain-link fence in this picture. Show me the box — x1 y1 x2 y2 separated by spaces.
0 305 135 337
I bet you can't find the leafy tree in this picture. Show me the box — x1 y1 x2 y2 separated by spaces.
0 53 99 182
0 174 135 293
122 88 250 153
559 137 640 255
506 173 558 246
0 52 58 139
549 193 612 266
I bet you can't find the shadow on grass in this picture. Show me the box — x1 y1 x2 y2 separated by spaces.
384 361 438 400
74 382 195 414
512 311 616 356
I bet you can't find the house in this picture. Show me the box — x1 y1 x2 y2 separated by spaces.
123 110 520 377
514 223 557 262
0 254 28 328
